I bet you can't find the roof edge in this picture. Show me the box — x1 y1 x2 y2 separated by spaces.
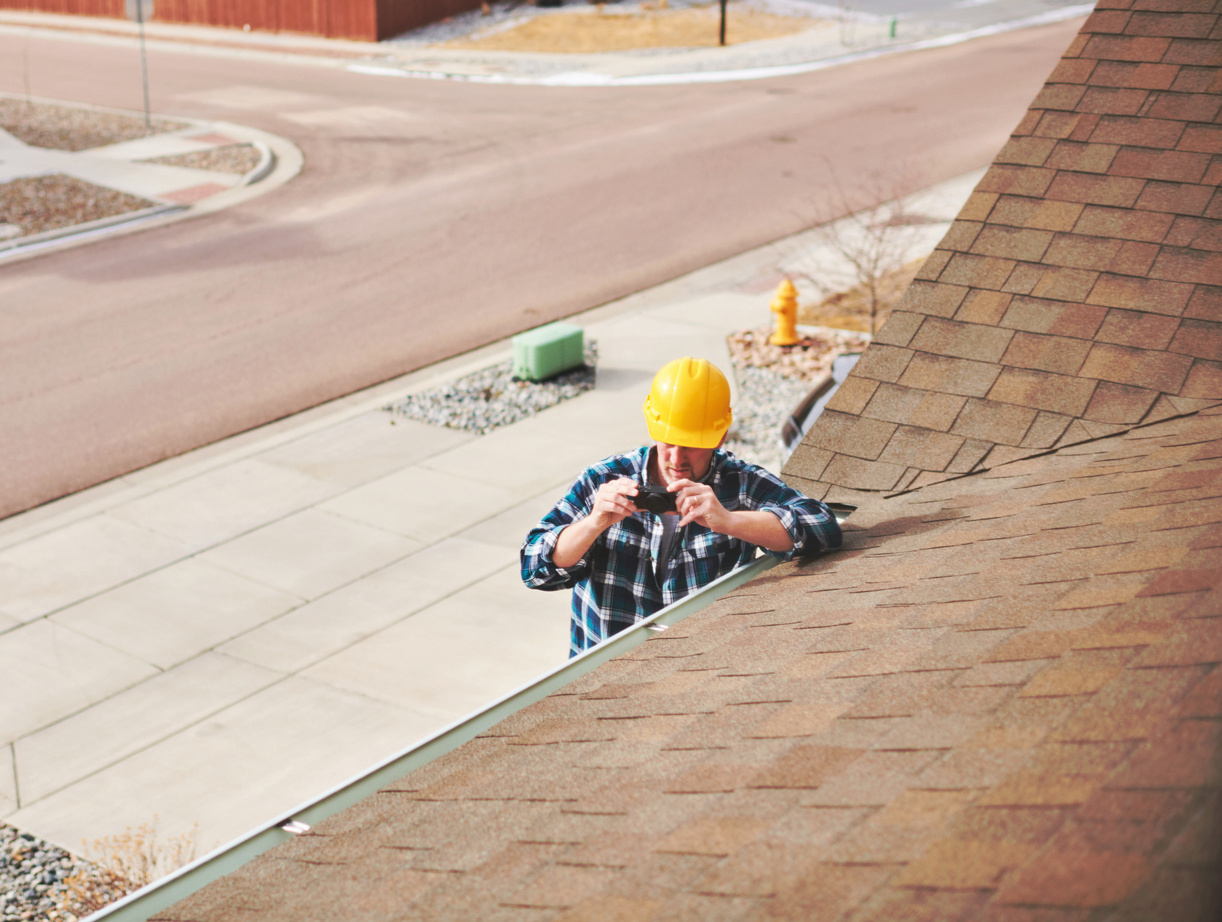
84 555 783 922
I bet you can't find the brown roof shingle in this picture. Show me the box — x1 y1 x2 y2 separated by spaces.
783 0 1222 502
153 406 1222 922
151 3 1222 919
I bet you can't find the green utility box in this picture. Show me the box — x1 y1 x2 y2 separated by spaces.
512 322 585 382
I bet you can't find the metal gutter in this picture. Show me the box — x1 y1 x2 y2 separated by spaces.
85 553 783 922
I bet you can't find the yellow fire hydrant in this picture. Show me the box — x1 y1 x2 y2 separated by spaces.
769 278 800 346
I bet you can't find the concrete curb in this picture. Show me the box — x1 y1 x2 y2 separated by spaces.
0 111 303 264
0 202 184 254
241 140 276 187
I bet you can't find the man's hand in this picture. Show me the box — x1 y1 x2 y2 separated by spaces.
667 479 795 553
589 478 641 529
553 478 640 568
668 479 730 530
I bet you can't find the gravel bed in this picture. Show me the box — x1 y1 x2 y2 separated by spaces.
386 343 599 434
0 97 185 152
1 822 122 922
722 362 818 472
0 96 260 241
139 144 262 175
0 175 159 238
387 1 549 46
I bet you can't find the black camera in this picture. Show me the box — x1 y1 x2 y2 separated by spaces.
633 485 677 514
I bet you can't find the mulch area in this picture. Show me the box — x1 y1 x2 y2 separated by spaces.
140 145 261 174
0 97 185 151
0 175 158 238
0 96 259 239
0 97 174 239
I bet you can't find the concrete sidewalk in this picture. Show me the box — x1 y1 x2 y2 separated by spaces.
0 168 981 859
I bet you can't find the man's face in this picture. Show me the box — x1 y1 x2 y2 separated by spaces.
655 441 716 486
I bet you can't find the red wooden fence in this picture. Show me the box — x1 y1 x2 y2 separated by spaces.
0 0 481 40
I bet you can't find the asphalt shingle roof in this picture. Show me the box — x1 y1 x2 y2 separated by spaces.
782 0 1222 502
155 405 1222 921
153 0 1222 918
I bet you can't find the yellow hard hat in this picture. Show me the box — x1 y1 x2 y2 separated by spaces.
642 357 733 449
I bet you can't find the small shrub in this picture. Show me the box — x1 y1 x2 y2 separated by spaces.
56 821 198 920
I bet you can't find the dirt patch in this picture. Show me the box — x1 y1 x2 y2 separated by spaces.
0 174 158 237
438 2 826 53
0 97 185 151
140 143 262 175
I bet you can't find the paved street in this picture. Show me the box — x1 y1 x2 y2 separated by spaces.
0 12 1084 519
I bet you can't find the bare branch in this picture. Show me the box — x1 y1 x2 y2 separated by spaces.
781 161 937 336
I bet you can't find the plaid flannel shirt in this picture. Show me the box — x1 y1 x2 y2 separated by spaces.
521 446 842 657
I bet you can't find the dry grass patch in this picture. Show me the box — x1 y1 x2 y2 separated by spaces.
438 2 826 52
797 257 924 333
57 822 198 920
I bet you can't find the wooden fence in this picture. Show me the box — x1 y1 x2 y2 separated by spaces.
0 0 481 40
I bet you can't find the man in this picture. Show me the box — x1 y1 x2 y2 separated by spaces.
521 356 842 656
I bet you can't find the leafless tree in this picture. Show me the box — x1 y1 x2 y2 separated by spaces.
781 165 939 337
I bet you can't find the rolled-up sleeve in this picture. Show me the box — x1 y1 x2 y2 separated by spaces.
521 512 589 590
521 471 601 590
757 495 841 559
735 465 841 560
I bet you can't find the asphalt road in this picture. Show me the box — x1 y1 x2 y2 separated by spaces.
0 16 1084 520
